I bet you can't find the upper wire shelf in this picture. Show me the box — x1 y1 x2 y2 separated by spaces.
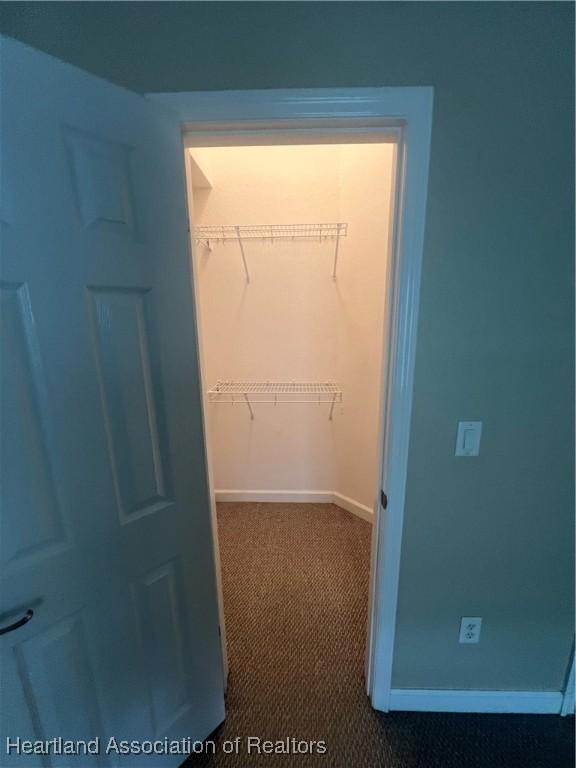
193 223 347 245
207 380 342 420
192 223 348 282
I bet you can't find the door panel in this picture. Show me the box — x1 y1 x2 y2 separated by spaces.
65 127 137 235
1 282 68 568
15 612 109 767
134 559 190 737
0 36 224 765
88 286 174 522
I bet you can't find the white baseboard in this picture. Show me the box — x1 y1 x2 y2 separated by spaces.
214 489 334 504
214 489 374 523
332 492 374 523
388 688 563 714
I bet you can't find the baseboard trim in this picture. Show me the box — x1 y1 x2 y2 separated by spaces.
214 490 374 523
388 688 563 714
332 492 374 523
214 489 334 504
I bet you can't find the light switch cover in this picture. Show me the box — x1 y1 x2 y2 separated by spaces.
455 421 482 456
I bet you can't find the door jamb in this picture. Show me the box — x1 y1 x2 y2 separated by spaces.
561 642 575 716
182 153 229 687
149 87 434 711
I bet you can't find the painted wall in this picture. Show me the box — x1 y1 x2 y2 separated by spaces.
334 147 394 510
190 144 392 510
3 2 573 693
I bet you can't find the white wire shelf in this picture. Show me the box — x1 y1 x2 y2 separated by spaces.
192 223 348 281
193 223 347 244
207 380 343 420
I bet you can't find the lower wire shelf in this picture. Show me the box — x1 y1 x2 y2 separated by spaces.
207 380 342 420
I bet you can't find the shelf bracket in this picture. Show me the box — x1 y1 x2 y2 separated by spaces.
329 394 337 421
332 232 341 280
243 393 254 420
235 226 250 283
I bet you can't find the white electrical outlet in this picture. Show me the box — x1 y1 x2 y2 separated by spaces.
459 616 482 644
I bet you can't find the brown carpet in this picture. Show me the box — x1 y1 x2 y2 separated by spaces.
185 502 574 768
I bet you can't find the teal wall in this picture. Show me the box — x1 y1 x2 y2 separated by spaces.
2 2 573 691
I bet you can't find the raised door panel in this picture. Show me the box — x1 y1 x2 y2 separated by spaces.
14 612 109 766
134 559 191 737
88 287 173 524
0 282 67 569
65 127 136 236
1 657 45 767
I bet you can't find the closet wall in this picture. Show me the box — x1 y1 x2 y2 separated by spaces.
334 146 395 510
189 143 395 513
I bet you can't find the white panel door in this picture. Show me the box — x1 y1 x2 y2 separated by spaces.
0 37 224 765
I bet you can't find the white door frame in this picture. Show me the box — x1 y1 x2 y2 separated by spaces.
561 644 575 716
149 87 434 711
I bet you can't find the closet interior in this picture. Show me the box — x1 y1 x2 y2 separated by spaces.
185 141 395 521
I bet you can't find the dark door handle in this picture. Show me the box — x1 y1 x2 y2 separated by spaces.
0 609 34 636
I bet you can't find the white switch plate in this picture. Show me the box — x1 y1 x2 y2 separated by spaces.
455 421 482 456
459 616 482 644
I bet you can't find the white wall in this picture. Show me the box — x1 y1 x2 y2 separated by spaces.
334 147 394 510
190 144 394 511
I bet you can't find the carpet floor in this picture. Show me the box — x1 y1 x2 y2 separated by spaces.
185 502 574 768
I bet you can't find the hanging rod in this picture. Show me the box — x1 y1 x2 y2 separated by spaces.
207 380 342 420
193 223 348 281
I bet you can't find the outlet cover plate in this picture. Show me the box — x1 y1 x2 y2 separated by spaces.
459 616 482 644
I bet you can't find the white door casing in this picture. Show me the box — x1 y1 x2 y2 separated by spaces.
0 36 224 765
150 87 434 711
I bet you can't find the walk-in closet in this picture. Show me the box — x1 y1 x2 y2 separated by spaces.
186 142 395 518
184 141 396 703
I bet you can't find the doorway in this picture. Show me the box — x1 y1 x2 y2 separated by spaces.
152 89 434 712
153 89 436 712
184 139 396 704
